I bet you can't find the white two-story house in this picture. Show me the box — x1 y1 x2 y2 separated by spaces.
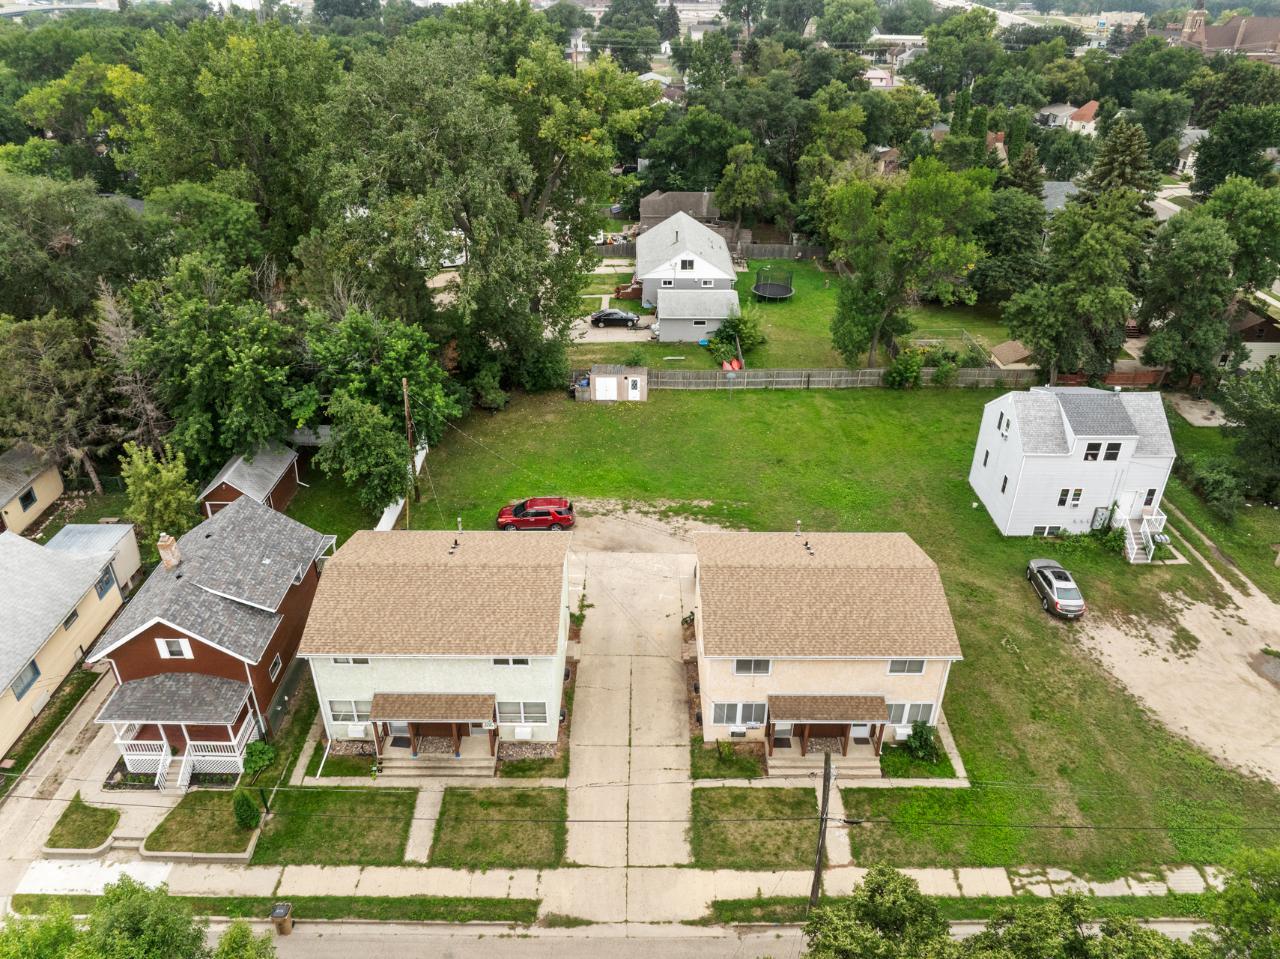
635 212 740 341
298 531 570 776
969 387 1175 562
693 532 963 778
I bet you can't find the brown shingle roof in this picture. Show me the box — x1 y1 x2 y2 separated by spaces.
694 532 962 659
298 531 567 657
1069 100 1099 122
370 692 495 722
991 339 1032 366
768 694 888 723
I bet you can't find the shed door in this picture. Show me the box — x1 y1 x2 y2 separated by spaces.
627 376 641 401
596 376 617 401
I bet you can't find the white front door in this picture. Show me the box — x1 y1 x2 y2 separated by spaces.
772 722 793 738
850 723 871 739
627 376 641 401
596 376 617 401
388 722 410 737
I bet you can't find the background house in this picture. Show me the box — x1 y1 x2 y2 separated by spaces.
198 442 300 518
1036 103 1075 128
46 523 142 595
655 288 741 343
1066 100 1100 136
1177 8 1280 61
693 532 962 778
0 531 121 755
300 531 570 777
969 386 1175 562
1228 308 1280 368
0 443 62 535
86 497 332 790
638 190 722 233
635 211 737 307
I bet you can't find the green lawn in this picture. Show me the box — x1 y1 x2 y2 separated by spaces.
689 787 818 870
12 894 539 924
733 259 846 368
146 791 253 854
46 793 119 849
499 678 573 778
1164 406 1280 602
0 669 99 799
252 787 415 866
429 787 566 870
581 272 633 296
251 676 318 789
689 736 765 779
904 302 1010 353
405 388 1280 877
1167 194 1199 210
879 744 957 779
34 491 132 545
303 741 376 778
287 466 378 547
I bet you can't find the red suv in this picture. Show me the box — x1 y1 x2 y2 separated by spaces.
496 498 575 531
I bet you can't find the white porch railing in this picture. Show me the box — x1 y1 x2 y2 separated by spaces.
176 755 194 790
155 757 171 789
1123 506 1168 564
189 719 256 757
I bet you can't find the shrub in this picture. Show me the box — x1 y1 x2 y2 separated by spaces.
931 360 957 388
233 790 260 830
1177 453 1245 521
707 338 736 365
717 307 766 354
242 740 275 778
919 343 960 367
472 363 509 411
885 350 924 389
622 346 647 368
569 594 592 628
904 722 941 764
958 344 989 369
717 740 735 761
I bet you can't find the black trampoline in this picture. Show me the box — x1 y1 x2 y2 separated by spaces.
752 267 795 302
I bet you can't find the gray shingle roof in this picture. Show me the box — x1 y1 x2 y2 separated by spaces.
0 442 51 506
1044 387 1138 437
1118 392 1176 457
89 497 328 663
1042 181 1080 212
0 532 112 690
1011 392 1070 454
639 190 719 220
636 212 735 281
46 524 133 557
200 442 297 503
656 289 741 319
97 673 249 724
1011 388 1173 457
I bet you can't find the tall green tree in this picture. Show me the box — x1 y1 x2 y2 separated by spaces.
805 864 949 959
314 389 412 516
1198 847 1280 959
144 182 265 270
1192 104 1280 196
971 187 1046 304
120 441 197 546
592 0 660 72
658 2 681 41
816 0 880 46
118 18 341 257
821 156 995 365
1078 118 1159 205
1006 188 1149 379
1003 144 1045 198
1202 176 1280 293
78 876 209 959
721 0 765 38
1219 360 1280 499
0 310 111 492
1140 211 1240 386
715 142 782 242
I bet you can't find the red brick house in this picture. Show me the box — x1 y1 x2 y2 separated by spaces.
198 442 301 518
86 497 333 791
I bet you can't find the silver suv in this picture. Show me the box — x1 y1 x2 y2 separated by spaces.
1027 559 1086 619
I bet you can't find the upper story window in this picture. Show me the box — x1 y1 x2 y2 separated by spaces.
733 659 770 675
63 610 79 631
10 660 39 700
996 412 1004 431
679 258 694 271
332 656 370 665
493 657 530 666
1001 475 1008 493
17 487 36 511
94 567 116 600
269 653 283 681
1103 442 1122 461
888 659 925 674
1144 488 1157 507
1084 442 1101 461
157 637 193 660
982 450 989 467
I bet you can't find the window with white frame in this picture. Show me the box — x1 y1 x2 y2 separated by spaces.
1144 488 1157 507
157 637 192 659
497 701 548 724
332 657 370 665
886 702 934 725
1001 475 1008 493
63 610 79 631
1084 442 1101 461
888 659 925 674
679 258 694 270
269 653 283 681
982 449 989 467
692 319 707 326
712 702 767 725
1058 488 1069 506
1103 442 1121 461
18 487 37 511
1070 488 1082 507
700 279 714 287
328 700 372 723
10 660 39 700
493 657 530 666
94 567 115 600
733 659 770 675
661 279 674 288
1033 526 1063 536
996 411 1004 431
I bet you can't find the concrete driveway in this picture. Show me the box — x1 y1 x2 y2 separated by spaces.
570 319 654 344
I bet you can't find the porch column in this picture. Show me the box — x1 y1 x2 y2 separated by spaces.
372 722 385 756
766 721 774 757
842 723 850 757
487 727 497 756
451 723 461 758
873 724 885 757
410 723 419 758
800 724 810 757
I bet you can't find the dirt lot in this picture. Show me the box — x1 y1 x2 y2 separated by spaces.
1079 530 1280 785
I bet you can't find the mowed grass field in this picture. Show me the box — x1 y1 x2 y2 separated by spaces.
407 387 1280 878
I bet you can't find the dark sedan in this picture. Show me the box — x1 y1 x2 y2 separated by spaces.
590 308 640 328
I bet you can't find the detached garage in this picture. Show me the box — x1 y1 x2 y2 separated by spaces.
655 289 741 343
589 365 648 402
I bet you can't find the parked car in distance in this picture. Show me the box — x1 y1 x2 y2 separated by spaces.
497 498 575 531
1026 559 1086 618
590 308 640 328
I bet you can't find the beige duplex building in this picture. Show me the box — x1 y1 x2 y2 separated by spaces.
0 443 63 535
693 532 962 776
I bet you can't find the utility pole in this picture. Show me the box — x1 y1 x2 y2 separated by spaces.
809 750 832 910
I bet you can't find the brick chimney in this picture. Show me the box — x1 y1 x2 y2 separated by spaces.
157 533 182 571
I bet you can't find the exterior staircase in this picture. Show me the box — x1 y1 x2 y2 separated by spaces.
766 751 882 780
377 755 496 779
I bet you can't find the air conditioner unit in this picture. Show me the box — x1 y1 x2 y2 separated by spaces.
729 727 747 738
347 723 367 738
514 726 533 740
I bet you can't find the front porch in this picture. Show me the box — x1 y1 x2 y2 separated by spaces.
367 692 498 778
764 694 889 779
97 674 259 791
1123 505 1168 564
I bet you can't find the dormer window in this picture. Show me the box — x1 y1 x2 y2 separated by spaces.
157 637 193 659
679 258 694 271
1104 442 1121 461
1084 442 1101 461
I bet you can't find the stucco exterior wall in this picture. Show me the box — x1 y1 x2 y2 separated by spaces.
657 317 725 342
696 652 954 745
0 570 119 755
0 467 63 535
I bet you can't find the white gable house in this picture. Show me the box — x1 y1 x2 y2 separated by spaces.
969 387 1175 563
634 211 736 306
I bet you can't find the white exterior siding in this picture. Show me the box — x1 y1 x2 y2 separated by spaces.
967 395 1023 535
1240 341 1280 370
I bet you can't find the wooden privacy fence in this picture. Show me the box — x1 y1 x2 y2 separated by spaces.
645 367 1041 390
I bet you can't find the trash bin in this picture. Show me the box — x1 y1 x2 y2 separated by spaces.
270 902 293 936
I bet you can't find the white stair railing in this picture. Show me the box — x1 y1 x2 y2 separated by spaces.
154 756 170 790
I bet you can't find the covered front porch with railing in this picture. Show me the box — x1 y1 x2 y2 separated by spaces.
368 692 499 760
1123 504 1168 564
763 694 890 778
97 673 260 790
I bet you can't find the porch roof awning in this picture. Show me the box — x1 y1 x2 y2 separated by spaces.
98 674 250 725
369 692 495 723
768 694 889 724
